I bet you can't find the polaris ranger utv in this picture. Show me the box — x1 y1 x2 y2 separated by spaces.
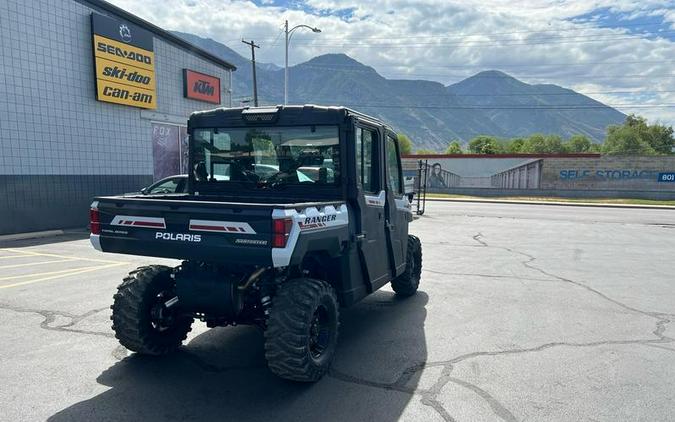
90 105 423 382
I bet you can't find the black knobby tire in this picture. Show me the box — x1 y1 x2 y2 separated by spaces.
391 235 422 297
111 265 193 355
264 278 339 382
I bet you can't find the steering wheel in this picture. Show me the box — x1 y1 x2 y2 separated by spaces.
241 169 260 182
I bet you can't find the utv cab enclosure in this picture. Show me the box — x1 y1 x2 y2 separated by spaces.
90 105 422 381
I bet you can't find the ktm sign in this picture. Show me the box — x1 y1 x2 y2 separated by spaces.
183 69 221 104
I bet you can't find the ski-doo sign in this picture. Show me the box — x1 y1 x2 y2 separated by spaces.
91 13 157 109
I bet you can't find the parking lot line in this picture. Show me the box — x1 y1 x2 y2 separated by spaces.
0 254 30 259
0 248 124 264
0 266 113 281
0 262 127 289
0 258 77 270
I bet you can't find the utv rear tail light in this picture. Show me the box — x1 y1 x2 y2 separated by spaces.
272 217 293 248
90 208 101 235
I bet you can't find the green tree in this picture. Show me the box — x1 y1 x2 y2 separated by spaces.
397 133 413 155
415 148 437 154
602 124 657 155
602 115 674 155
445 141 463 154
543 135 567 153
520 134 547 153
632 116 675 154
565 135 593 153
467 136 499 154
502 137 525 153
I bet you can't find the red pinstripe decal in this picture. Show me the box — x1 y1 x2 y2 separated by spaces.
189 224 226 231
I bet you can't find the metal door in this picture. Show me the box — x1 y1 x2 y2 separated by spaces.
354 125 391 290
384 132 409 276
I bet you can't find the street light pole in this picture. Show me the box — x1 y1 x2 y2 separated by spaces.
284 20 321 105
284 20 289 105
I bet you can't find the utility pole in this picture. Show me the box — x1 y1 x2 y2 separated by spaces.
241 39 260 107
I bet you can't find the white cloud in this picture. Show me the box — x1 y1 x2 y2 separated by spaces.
109 0 675 125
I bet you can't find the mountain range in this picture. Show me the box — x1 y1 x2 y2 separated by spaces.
173 31 626 151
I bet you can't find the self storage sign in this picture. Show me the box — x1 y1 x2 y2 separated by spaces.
91 13 157 109
183 69 221 104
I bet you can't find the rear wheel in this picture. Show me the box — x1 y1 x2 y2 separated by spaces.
391 235 422 297
111 265 193 355
264 278 339 382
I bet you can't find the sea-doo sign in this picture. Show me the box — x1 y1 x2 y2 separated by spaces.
183 69 221 104
91 13 157 109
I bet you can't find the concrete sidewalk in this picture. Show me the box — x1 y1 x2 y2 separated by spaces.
425 196 675 210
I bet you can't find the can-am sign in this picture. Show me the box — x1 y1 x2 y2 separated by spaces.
91 13 157 109
183 69 221 104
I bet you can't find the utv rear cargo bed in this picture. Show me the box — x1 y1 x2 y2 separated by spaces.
92 195 342 264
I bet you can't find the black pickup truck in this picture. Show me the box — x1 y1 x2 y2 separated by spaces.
90 105 422 381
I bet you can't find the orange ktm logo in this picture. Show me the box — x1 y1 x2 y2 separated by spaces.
183 69 221 104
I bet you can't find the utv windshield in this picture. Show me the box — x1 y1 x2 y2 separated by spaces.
191 126 340 188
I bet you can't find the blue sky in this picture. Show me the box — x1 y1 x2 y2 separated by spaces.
111 0 675 125
251 0 356 20
570 7 675 41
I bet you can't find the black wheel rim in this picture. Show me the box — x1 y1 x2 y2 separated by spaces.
150 290 177 332
309 305 331 359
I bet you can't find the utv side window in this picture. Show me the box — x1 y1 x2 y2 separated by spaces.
356 127 377 193
386 135 403 194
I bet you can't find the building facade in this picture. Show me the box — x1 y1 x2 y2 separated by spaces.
0 0 235 234
403 154 675 200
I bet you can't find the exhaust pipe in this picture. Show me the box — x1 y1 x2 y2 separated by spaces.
238 267 267 291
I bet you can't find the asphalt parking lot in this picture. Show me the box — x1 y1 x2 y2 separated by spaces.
1 201 674 422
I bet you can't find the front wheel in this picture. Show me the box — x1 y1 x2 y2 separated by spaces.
111 265 193 355
391 235 422 297
264 278 339 382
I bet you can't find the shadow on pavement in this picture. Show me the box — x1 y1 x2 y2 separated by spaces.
0 230 89 248
48 290 428 422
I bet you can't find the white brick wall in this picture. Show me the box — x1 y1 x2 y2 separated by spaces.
0 0 232 176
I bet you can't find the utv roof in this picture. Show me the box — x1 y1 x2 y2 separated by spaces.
188 104 391 130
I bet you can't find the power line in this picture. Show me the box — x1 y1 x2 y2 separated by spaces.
316 103 675 110
297 32 675 49
292 64 675 79
229 19 672 43
424 90 675 98
287 59 675 69
293 29 675 45
307 89 675 98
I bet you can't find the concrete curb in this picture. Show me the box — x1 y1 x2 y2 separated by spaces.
426 197 675 210
0 230 66 242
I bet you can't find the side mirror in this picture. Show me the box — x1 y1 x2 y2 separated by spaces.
140 187 149 195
